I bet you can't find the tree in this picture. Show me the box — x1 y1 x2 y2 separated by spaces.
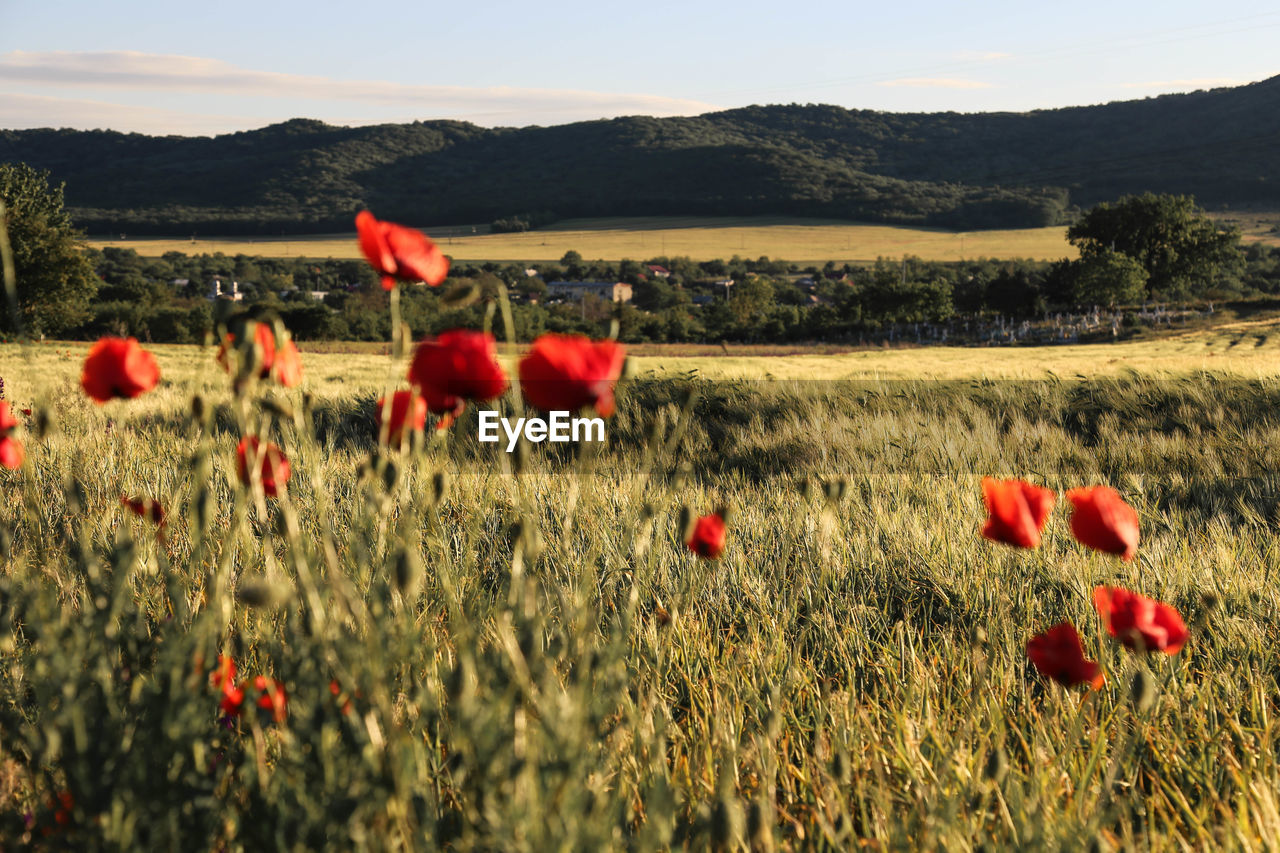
0 163 99 335
1063 250 1148 308
1067 193 1243 299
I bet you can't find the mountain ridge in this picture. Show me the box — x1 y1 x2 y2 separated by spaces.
2 75 1277 234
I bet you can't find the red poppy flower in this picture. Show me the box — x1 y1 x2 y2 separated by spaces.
211 655 245 715
518 334 625 416
407 330 508 414
1026 621 1105 689
377 390 428 446
216 321 302 387
210 654 238 695
686 513 727 559
273 338 303 387
982 477 1056 549
356 210 449 290
121 495 166 527
251 675 289 722
236 436 291 497
0 402 22 470
1093 586 1188 655
81 336 161 402
1066 486 1139 560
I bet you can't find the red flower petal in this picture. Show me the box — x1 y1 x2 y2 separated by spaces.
216 321 302 386
1026 621 1104 689
81 337 160 402
1066 486 1139 560
356 210 396 278
0 402 19 434
356 211 449 287
518 334 625 415
376 390 429 446
408 329 508 411
236 436 291 497
0 437 23 470
121 495 166 526
981 477 1056 549
252 675 289 722
686 513 727 559
1093 586 1188 655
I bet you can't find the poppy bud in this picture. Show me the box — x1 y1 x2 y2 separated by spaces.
982 745 1009 784
823 478 848 503
440 281 481 308
34 408 52 440
1129 667 1157 713
710 796 744 851
260 397 295 420
236 579 291 610
196 488 214 530
747 799 773 853
431 471 450 505
395 550 422 596
678 506 695 542
381 458 400 491
831 749 850 784
510 520 543 561
511 438 529 475
64 478 87 514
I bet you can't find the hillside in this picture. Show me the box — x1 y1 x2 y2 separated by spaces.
2 76 1278 234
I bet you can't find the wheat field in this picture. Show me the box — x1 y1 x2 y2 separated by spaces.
3 326 1280 849
88 216 1077 264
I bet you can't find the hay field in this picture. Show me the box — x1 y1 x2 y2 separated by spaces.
88 216 1076 263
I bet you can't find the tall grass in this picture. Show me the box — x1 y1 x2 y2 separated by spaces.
1 343 1279 848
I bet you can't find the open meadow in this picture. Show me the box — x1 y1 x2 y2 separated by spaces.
3 326 1280 849
89 216 1079 264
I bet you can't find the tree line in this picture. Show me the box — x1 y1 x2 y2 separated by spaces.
3 162 1278 345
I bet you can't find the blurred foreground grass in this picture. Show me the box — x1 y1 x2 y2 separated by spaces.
1 340 1280 849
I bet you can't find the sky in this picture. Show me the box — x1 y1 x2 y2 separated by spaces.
1 0 1278 136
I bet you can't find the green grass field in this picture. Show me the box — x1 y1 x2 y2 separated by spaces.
3 327 1280 848
89 216 1079 263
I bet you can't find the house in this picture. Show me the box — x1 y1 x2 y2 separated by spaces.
209 279 244 301
170 278 190 288
646 264 671 279
545 281 633 303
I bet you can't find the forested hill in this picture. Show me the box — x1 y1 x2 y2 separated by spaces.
3 75 1279 234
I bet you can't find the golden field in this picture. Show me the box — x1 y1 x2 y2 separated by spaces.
88 216 1078 263
8 317 1280 404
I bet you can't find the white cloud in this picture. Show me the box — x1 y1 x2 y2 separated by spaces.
0 92 267 136
0 50 719 132
876 77 993 89
952 51 1013 62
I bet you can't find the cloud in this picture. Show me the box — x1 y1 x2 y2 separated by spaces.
876 78 993 89
953 51 1013 62
0 50 719 131
0 92 268 136
1119 77 1251 89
